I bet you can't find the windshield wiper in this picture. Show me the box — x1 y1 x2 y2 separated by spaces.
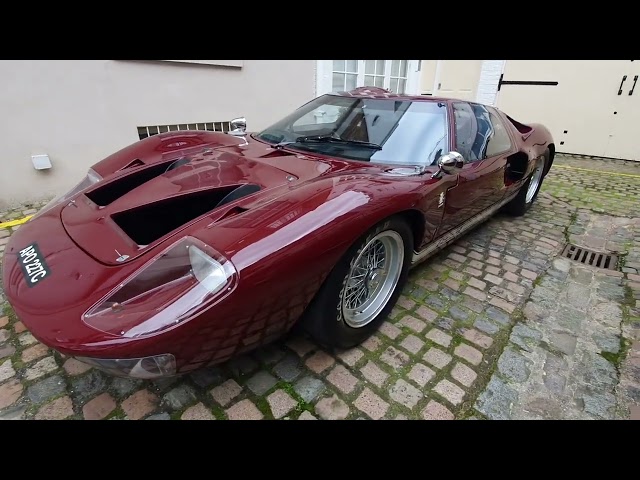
273 134 382 150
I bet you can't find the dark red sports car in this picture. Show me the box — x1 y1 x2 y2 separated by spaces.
2 87 554 379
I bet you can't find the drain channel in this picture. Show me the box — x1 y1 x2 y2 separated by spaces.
561 244 618 270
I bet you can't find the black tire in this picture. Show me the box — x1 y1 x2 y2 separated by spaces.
302 215 413 349
504 149 549 216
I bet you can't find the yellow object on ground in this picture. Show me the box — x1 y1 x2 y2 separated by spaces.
0 215 33 229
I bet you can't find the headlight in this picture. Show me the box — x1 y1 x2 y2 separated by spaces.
31 168 102 220
75 354 176 379
82 237 237 339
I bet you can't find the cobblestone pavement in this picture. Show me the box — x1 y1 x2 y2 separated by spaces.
1 155 639 420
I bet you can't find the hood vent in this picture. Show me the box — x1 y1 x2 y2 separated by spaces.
86 158 180 207
215 183 261 208
120 159 145 170
112 185 257 246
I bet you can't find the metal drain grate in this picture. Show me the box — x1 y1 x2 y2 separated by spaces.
562 244 618 270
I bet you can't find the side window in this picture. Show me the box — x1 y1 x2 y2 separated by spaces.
485 107 513 157
454 103 513 163
453 103 480 162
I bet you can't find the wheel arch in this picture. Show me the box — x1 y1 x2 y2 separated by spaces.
396 208 426 251
545 143 556 175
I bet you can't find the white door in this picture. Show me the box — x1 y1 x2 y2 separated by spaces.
603 63 640 160
420 60 484 100
495 60 638 161
316 60 421 96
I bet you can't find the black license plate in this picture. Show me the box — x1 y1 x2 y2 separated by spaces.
18 243 50 287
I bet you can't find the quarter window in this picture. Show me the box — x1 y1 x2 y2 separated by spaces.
452 102 513 163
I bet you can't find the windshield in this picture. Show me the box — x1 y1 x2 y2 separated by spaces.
255 94 449 166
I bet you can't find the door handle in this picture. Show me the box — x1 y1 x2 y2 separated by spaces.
618 75 627 95
629 75 638 96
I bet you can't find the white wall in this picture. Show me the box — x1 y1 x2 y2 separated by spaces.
476 60 506 105
0 60 316 207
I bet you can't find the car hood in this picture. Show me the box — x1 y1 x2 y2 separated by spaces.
60 140 333 266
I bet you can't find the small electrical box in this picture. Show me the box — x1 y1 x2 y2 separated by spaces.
31 154 52 170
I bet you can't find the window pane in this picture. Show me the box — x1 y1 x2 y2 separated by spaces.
398 79 406 94
365 60 375 74
453 103 480 162
485 108 513 156
332 73 344 91
376 60 385 75
346 60 358 73
375 76 384 88
346 73 358 91
389 78 399 93
391 60 400 77
364 75 375 86
256 95 449 167
400 60 408 77
333 60 345 72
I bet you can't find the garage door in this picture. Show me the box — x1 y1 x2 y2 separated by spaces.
495 60 639 161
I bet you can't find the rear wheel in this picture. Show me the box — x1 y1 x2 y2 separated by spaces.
504 150 548 216
302 216 413 348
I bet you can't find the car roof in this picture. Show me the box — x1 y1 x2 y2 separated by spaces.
331 86 491 107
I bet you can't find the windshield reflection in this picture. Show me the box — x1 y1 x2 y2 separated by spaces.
255 94 449 166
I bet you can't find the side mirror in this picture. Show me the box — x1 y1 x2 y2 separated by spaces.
228 117 247 136
433 151 464 177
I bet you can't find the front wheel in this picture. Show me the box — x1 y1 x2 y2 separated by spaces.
301 216 413 349
504 151 548 216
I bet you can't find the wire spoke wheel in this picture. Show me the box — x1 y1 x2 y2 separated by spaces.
341 230 404 328
526 156 545 204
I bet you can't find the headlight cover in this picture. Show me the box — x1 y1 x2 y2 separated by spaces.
82 237 237 339
31 168 102 220
75 354 176 379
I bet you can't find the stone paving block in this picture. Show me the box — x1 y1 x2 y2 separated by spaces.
226 399 264 420
407 363 435 387
425 328 452 347
246 371 278 396
379 321 401 339
462 329 494 349
315 395 350 420
400 334 425 354
122 390 158 420
210 379 242 407
360 362 389 388
0 379 23 410
327 365 359 394
35 396 75 420
451 362 478 387
305 350 336 373
389 379 423 409
454 343 483 366
83 393 116 420
354 388 389 420
63 358 92 376
294 376 326 403
434 379 465 406
398 315 427 333
337 347 364 367
423 347 452 369
181 403 216 420
422 400 455 420
381 346 410 369
267 389 297 419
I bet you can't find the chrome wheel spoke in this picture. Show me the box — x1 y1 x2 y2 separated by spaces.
341 231 404 329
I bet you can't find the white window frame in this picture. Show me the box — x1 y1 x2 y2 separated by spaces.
315 60 421 96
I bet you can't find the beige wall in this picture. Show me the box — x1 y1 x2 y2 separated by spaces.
419 60 483 100
0 60 316 208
